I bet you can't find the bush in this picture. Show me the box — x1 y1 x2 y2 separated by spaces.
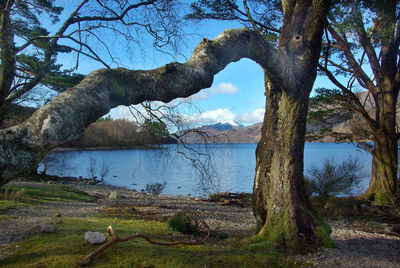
167 211 201 235
145 182 167 196
304 157 363 197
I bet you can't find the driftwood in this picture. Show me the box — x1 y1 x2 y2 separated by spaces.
78 215 210 266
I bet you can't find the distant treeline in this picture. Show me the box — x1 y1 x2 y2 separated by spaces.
66 117 176 148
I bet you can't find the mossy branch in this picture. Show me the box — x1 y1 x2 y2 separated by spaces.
0 27 278 187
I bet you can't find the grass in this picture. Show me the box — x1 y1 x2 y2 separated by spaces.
0 217 292 268
0 183 292 267
0 184 96 208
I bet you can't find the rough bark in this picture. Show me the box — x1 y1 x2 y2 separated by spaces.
0 1 15 107
252 0 333 250
0 28 276 186
361 91 398 204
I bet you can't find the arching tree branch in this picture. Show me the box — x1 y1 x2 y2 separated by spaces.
0 28 277 186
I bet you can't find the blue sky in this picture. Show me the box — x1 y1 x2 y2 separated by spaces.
51 1 332 127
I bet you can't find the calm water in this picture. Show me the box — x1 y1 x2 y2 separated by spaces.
40 143 372 196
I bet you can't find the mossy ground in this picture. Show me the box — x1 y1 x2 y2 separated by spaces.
0 184 293 267
0 184 96 208
1 216 295 267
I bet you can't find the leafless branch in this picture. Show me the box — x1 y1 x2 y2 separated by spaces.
79 215 210 266
318 63 377 131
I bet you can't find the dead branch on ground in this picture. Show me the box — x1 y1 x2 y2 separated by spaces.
78 214 210 266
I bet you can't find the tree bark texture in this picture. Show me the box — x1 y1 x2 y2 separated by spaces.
252 0 333 250
0 1 16 106
362 91 399 204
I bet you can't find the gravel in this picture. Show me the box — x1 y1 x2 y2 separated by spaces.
1 182 399 267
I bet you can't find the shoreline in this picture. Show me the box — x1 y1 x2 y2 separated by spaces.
52 140 372 152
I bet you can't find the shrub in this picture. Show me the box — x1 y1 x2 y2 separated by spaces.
304 157 363 197
145 182 167 196
167 211 200 235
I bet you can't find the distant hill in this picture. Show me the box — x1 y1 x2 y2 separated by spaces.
183 122 262 143
184 92 400 143
183 120 351 143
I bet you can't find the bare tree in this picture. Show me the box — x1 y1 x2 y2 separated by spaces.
0 0 185 124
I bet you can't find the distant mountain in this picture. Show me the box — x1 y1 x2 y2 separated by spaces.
202 121 242 131
183 122 262 143
184 92 400 143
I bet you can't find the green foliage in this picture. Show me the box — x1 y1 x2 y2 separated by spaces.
97 115 113 122
167 211 201 235
304 157 364 197
145 182 167 196
187 0 282 43
307 87 351 125
143 120 169 140
8 1 83 97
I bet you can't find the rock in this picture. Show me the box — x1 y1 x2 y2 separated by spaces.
108 191 122 199
85 232 108 245
41 224 56 233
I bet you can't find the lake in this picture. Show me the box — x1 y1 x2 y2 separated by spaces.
39 143 372 197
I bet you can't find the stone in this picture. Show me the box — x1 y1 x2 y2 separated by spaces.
85 232 108 245
41 224 56 233
108 191 122 199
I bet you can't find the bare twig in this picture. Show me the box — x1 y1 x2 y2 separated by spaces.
78 213 210 266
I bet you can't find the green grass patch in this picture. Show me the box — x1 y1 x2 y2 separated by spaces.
0 184 96 206
0 215 15 221
0 200 26 210
1 217 292 267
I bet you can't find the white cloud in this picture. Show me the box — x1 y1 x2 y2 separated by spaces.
190 82 240 100
235 108 265 124
209 82 240 94
188 108 265 126
189 108 235 124
109 105 138 121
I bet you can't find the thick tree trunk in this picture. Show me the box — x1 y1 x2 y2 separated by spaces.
0 1 16 124
366 138 398 204
251 0 333 250
253 73 333 250
361 91 398 204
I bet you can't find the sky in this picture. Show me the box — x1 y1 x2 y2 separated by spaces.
51 0 333 127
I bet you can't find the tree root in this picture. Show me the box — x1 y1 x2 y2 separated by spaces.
78 216 210 266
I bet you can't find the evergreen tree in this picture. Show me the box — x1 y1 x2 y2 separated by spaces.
315 0 399 204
